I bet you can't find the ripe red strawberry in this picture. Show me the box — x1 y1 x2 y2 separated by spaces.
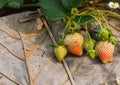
64 33 83 56
95 41 115 63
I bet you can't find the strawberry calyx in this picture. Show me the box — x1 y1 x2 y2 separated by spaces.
108 36 117 45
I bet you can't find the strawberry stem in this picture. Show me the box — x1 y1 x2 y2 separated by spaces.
90 9 120 18
99 10 120 18
85 24 91 41
88 14 103 29
102 15 110 29
63 17 70 32
59 17 71 45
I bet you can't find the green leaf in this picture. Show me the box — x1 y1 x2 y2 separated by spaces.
0 0 8 9
0 0 24 9
76 15 95 25
8 1 20 8
38 0 67 20
61 0 82 12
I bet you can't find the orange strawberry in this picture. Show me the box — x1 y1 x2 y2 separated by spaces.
64 33 83 46
95 41 115 63
68 41 83 56
64 32 83 56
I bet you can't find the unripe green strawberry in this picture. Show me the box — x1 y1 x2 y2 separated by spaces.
95 41 115 63
83 39 97 59
97 29 109 40
54 45 67 62
64 32 83 56
83 39 95 51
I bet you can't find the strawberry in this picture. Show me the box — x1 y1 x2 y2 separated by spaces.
83 39 95 52
97 29 109 40
95 41 115 63
54 45 67 62
83 39 97 58
64 32 83 56
68 41 83 56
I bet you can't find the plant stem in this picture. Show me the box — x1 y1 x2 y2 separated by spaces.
76 11 90 24
63 18 70 33
102 15 110 28
85 24 94 50
85 24 91 40
88 14 103 29
95 10 120 18
60 17 71 41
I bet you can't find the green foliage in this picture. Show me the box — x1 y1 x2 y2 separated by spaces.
38 0 67 20
0 0 24 8
38 0 82 20
61 0 82 12
0 0 7 8
75 15 94 24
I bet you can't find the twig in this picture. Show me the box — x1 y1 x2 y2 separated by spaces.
0 72 20 85
19 16 38 23
62 57 86 85
108 22 120 31
0 43 24 61
38 9 75 85
16 29 33 85
0 29 20 40
41 19 57 44
19 12 43 23
62 59 75 85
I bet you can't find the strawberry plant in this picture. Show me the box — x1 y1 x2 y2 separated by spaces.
39 0 120 63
